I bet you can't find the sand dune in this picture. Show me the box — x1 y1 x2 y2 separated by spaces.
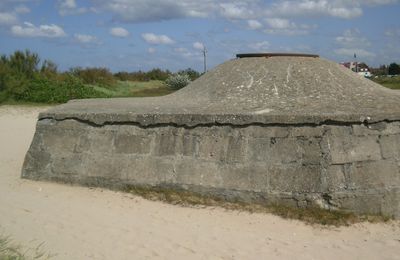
0 105 399 260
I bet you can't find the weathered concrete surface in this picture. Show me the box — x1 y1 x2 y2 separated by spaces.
22 119 400 218
22 55 400 218
39 56 400 125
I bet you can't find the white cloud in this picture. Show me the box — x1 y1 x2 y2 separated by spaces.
362 0 399 5
110 27 129 37
93 0 259 23
147 47 156 54
174 47 188 53
247 19 262 30
97 0 192 22
141 33 174 44
266 1 363 19
61 0 76 9
336 29 371 47
385 28 400 38
174 47 199 58
334 48 376 59
57 0 87 16
264 18 314 35
11 22 67 38
0 12 17 25
74 33 99 44
89 0 398 24
219 3 254 20
334 28 375 60
248 41 270 51
265 0 398 19
267 0 397 20
14 5 30 14
193 42 204 50
265 18 292 29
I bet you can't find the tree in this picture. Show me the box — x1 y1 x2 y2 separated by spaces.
8 50 40 79
177 68 201 81
41 59 58 74
388 63 400 75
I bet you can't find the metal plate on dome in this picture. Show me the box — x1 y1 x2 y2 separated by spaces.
236 53 319 58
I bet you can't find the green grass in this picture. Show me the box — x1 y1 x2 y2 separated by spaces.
89 80 175 97
0 100 52 107
0 79 176 105
124 186 390 227
372 76 400 89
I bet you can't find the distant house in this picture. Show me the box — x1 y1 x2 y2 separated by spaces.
340 61 372 78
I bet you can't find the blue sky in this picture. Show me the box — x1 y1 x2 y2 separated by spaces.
1 0 399 72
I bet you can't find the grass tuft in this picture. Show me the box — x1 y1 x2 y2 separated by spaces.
0 234 52 260
125 186 390 227
372 76 400 89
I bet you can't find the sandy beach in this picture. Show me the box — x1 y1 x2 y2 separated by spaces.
0 105 399 260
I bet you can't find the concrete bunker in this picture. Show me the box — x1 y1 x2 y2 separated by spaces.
22 53 400 218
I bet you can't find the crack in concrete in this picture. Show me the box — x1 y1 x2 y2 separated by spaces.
38 116 400 130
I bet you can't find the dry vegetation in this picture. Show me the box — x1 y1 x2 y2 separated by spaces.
124 186 390 227
0 234 51 260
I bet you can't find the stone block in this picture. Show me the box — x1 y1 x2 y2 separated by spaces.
174 159 221 187
332 189 400 218
328 135 381 164
332 191 383 215
88 129 115 154
325 165 347 191
219 164 269 192
115 134 152 154
379 135 400 159
270 138 304 164
381 122 400 135
57 119 89 130
289 126 324 137
380 188 400 218
153 133 180 156
41 129 80 154
197 135 228 161
28 132 43 152
328 125 352 136
352 123 384 136
181 134 199 157
124 157 173 185
297 138 323 164
346 160 400 190
248 137 302 164
85 154 127 180
226 135 247 162
247 137 270 162
268 165 322 193
21 151 52 179
246 125 289 138
74 134 91 153
51 154 85 176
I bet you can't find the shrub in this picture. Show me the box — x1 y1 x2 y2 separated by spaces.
7 49 40 79
70 67 116 87
16 74 109 103
146 68 171 81
177 68 201 81
165 73 191 90
114 68 172 82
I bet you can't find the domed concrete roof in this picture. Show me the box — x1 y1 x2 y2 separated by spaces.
41 54 400 126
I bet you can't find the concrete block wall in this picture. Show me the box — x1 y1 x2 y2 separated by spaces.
22 118 400 218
